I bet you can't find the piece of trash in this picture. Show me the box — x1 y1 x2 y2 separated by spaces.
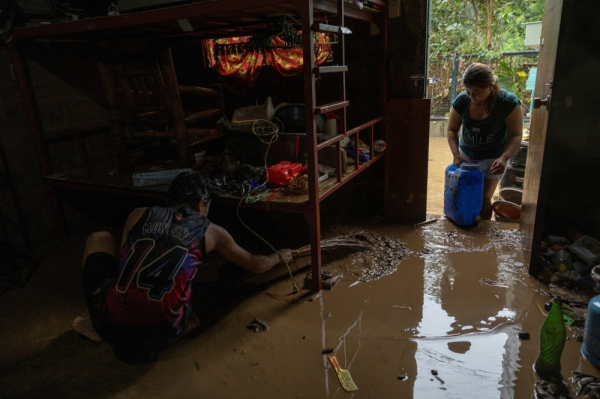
518 332 530 340
323 275 343 290
251 362 259 366
397 375 407 380
413 218 438 228
479 278 509 288
430 370 445 384
242 351 247 354
303 336 307 339
563 314 575 326
535 379 571 398
322 348 335 354
572 372 600 397
247 318 269 332
328 355 358 392
309 296 315 301
323 312 332 320
392 305 412 310
576 335 583 342
252 376 256 379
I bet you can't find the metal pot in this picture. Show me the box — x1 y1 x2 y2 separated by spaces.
273 104 326 133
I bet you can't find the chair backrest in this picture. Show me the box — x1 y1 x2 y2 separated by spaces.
99 48 183 122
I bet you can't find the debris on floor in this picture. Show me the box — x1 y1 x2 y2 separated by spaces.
328 355 358 392
572 371 600 397
247 318 269 332
534 380 572 399
480 278 509 288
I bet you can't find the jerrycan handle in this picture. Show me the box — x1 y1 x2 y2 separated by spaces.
460 162 479 170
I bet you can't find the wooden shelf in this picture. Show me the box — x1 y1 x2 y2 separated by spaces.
13 0 383 42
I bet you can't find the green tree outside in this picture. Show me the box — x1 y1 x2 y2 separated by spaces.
429 0 545 116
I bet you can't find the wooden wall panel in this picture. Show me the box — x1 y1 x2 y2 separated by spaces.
520 0 563 275
384 98 430 222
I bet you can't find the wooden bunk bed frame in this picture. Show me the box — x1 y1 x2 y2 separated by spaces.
8 0 388 291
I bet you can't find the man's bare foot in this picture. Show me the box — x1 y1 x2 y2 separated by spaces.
72 316 103 343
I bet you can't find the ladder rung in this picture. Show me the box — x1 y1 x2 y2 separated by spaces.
313 66 348 75
314 101 349 114
312 23 352 35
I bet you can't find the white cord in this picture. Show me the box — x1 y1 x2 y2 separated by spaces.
236 117 300 293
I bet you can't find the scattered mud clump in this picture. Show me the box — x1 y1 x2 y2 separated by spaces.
339 230 412 283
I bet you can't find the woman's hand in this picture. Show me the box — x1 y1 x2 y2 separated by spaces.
490 157 507 175
453 153 468 166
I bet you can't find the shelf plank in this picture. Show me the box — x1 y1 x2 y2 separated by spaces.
311 23 352 34
313 65 348 75
314 101 349 114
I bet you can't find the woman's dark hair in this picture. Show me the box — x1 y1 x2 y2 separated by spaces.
462 63 501 112
165 172 213 209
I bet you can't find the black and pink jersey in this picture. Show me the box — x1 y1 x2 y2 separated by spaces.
98 206 209 348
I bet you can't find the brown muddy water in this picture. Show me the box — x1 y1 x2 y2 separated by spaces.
1 218 599 398
1 149 599 398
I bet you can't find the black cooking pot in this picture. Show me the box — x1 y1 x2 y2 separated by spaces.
273 104 326 133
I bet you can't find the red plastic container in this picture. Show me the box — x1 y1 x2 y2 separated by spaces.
267 161 304 185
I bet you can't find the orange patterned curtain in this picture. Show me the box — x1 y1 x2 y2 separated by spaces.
208 34 332 82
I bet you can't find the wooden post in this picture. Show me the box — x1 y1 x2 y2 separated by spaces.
298 0 322 292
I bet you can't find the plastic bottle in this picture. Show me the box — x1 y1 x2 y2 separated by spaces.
534 297 566 381
374 140 387 153
553 250 572 272
583 266 600 368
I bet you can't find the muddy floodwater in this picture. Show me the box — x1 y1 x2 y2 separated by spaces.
2 216 599 398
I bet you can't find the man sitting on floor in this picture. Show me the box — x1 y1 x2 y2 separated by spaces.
72 172 293 363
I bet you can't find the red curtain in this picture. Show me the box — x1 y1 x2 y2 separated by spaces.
208 35 332 82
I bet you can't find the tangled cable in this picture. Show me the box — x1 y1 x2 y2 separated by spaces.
236 117 300 293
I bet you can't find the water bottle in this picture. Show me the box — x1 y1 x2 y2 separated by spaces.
553 250 572 272
374 140 387 153
534 297 566 381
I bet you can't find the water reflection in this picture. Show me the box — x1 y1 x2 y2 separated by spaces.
413 327 521 399
414 221 524 398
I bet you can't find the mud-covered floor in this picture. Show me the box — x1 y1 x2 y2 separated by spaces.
1 214 599 399
2 139 598 398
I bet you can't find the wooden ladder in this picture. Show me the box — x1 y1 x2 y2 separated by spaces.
302 0 354 292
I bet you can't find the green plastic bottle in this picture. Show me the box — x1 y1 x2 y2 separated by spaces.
534 297 566 380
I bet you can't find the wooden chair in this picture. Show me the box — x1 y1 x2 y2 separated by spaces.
98 47 225 170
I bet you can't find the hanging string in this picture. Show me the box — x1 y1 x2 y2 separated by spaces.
236 117 301 293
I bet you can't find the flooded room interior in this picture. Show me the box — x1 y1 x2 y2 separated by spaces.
1 0 600 398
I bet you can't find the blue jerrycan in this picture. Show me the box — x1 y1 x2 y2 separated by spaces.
444 163 484 226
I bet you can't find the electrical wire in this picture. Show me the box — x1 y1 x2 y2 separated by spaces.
236 117 300 293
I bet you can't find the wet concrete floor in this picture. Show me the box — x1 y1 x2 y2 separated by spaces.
1 214 599 399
